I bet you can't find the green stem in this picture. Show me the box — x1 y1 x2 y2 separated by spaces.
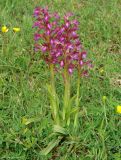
103 101 107 126
74 71 80 128
50 64 60 124
50 64 56 92
63 68 70 125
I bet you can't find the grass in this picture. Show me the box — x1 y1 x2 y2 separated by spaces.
0 0 121 159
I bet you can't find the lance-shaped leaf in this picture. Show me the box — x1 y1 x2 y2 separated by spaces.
41 136 63 155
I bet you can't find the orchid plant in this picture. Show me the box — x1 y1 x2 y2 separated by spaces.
33 6 92 154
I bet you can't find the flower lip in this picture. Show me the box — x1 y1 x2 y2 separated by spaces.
60 60 64 67
41 45 47 52
68 68 73 74
79 60 83 66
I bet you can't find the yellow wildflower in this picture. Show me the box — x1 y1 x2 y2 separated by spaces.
22 117 28 125
1 26 9 33
102 96 107 101
13 27 20 32
116 105 121 113
99 68 104 73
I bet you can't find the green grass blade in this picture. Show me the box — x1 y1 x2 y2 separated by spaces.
41 136 63 155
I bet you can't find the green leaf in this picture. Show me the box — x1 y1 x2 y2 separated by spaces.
41 136 63 155
70 95 77 104
22 117 41 125
53 125 68 135
66 95 77 122
68 95 77 113
46 83 60 124
70 107 79 115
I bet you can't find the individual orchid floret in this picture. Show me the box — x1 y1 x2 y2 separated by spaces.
33 7 42 17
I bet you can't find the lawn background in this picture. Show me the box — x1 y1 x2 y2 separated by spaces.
0 0 121 159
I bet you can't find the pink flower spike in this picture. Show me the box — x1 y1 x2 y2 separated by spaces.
33 6 92 74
